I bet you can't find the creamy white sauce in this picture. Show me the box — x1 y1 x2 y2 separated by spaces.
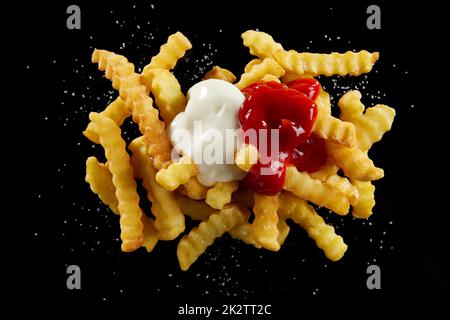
169 79 246 186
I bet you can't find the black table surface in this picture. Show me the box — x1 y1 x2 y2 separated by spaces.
14 0 448 314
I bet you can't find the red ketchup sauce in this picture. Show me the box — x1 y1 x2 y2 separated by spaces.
238 79 326 195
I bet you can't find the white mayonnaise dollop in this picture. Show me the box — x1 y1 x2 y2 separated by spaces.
169 79 246 186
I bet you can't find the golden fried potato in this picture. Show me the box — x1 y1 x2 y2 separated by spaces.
203 66 236 83
244 59 262 73
229 222 261 249
252 193 280 251
280 72 303 83
141 214 159 252
314 90 356 147
242 30 283 59
316 89 332 115
234 144 259 172
261 74 281 83
326 174 360 206
350 179 376 219
279 192 347 261
129 137 185 240
325 141 384 181
85 157 119 215
156 156 198 191
283 166 350 215
140 68 186 124
277 218 290 246
92 49 172 170
144 31 192 70
338 90 395 150
206 181 239 210
181 177 209 200
175 194 216 221
274 50 379 77
235 58 285 89
89 112 143 252
177 204 249 271
83 97 130 144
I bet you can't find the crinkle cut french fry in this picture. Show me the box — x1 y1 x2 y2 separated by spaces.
338 91 395 151
119 76 148 106
203 66 237 83
229 223 261 249
206 181 239 210
156 156 199 191
279 192 347 261
143 31 192 71
181 177 209 200
233 215 289 248
85 157 119 215
314 115 356 148
274 49 379 77
149 201 173 237
281 74 315 84
141 68 186 124
141 214 159 252
86 152 159 251
314 113 356 148
326 175 360 206
242 30 283 59
316 89 332 115
283 166 350 215
281 72 302 83
83 97 130 144
93 50 167 161
235 58 285 89
253 193 280 251
277 218 290 246
234 144 259 172
175 194 216 221
126 82 173 170
325 141 384 181
261 74 281 83
244 59 262 73
84 161 159 251
350 179 375 219
92 50 134 92
89 112 143 252
129 137 185 240
338 90 365 118
92 49 172 170
312 160 360 214
177 204 249 271
314 89 356 147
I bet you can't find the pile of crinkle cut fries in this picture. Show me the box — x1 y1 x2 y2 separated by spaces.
84 30 395 271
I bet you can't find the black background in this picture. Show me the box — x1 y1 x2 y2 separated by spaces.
14 0 448 314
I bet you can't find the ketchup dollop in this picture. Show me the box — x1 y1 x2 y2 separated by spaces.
238 79 326 195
